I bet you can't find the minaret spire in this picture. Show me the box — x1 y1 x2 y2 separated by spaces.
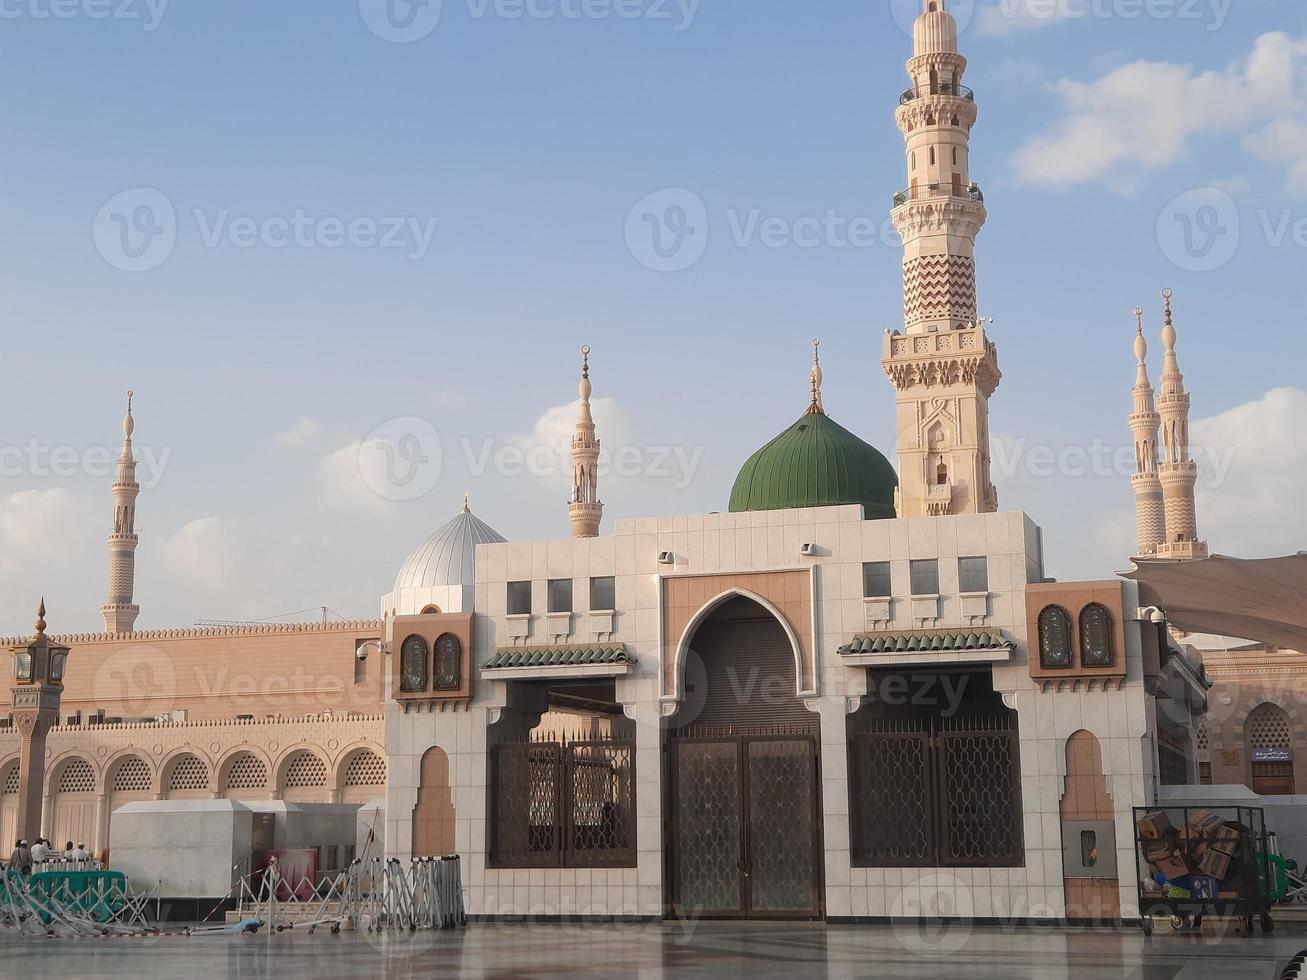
101 390 141 633
1154 290 1208 560
807 338 825 415
882 0 999 518
568 346 603 538
1129 308 1165 557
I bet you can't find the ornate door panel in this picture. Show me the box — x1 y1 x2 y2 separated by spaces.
669 733 822 919
670 739 743 915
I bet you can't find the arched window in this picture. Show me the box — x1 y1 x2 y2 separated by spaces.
952 147 958 165
1037 605 1073 669
111 757 151 793
929 147 936 166
56 759 96 794
400 634 429 692
1078 603 1115 667
167 754 211 794
1248 703 1295 794
434 633 462 691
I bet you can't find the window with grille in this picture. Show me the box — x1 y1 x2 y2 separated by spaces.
863 561 892 598
2 765 18 795
1196 724 1210 752
590 576 616 611
958 557 988 594
508 581 532 616
56 759 96 794
225 754 268 790
548 579 573 614
910 559 939 596
1249 703 1292 750
111 757 152 793
343 750 386 787
434 633 462 691
1078 603 1115 667
284 752 328 788
1037 605 1073 669
400 634 429 693
168 754 210 792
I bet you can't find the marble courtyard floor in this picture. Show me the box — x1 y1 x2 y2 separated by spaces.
0 921 1303 978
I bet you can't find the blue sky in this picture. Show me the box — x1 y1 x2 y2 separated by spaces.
1 0 1305 632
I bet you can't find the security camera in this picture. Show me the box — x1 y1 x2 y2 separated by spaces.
356 641 378 662
1150 609 1166 625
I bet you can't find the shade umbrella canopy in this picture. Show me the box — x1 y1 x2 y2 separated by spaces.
1124 554 1307 650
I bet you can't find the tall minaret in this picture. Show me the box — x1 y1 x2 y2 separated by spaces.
882 0 1000 518
1129 308 1165 557
568 346 603 538
101 391 141 633
1154 290 1208 560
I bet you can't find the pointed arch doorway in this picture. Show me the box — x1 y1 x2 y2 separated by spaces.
664 595 823 920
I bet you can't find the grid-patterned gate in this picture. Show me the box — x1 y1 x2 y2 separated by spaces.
668 725 822 919
851 714 1023 868
491 733 636 868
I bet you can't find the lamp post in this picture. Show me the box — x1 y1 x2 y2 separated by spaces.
10 600 68 842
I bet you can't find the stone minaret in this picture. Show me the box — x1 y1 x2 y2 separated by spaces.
882 0 1000 518
1130 308 1165 557
101 391 141 633
568 346 603 538
1154 290 1208 560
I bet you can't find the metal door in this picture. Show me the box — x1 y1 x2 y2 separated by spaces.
668 732 822 919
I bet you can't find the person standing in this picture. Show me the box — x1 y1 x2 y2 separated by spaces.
30 838 49 865
8 840 32 875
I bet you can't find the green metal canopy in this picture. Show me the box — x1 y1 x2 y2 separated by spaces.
482 644 633 670
728 409 898 519
839 630 1015 656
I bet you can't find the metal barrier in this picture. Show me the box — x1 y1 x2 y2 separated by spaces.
234 856 466 935
0 869 158 937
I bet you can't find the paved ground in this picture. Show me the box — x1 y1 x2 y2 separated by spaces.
1 921 1304 978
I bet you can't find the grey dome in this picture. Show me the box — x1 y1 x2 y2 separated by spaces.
393 507 507 593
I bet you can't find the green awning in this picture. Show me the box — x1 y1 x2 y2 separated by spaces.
483 644 633 670
839 630 1015 656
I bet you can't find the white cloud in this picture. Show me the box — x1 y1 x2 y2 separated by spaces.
273 416 317 448
1014 32 1307 194
978 0 1074 37
159 516 244 589
0 489 102 630
317 441 394 515
1191 387 1307 558
0 488 98 573
511 397 631 489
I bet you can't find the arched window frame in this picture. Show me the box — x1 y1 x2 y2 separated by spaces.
400 634 430 693
1037 605 1073 669
1078 602 1115 668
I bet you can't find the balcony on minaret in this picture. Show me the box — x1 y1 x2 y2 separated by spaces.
924 481 954 517
899 83 973 106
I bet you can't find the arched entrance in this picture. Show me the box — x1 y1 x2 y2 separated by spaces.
412 747 455 857
664 595 822 919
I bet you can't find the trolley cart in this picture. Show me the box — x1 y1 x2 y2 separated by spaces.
1134 805 1275 937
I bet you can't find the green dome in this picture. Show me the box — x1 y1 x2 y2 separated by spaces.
728 409 898 519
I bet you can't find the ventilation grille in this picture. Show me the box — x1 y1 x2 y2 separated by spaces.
284 752 327 788
343 750 386 788
1249 705 1292 749
57 759 96 794
1196 725 1209 751
226 754 268 790
112 757 152 793
168 754 210 792
3 765 20 795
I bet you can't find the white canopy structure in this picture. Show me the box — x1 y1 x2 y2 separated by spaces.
1124 554 1307 650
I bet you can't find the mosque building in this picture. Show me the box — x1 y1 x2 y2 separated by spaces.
1 0 1234 923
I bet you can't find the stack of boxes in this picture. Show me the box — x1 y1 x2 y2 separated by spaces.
1137 809 1257 900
